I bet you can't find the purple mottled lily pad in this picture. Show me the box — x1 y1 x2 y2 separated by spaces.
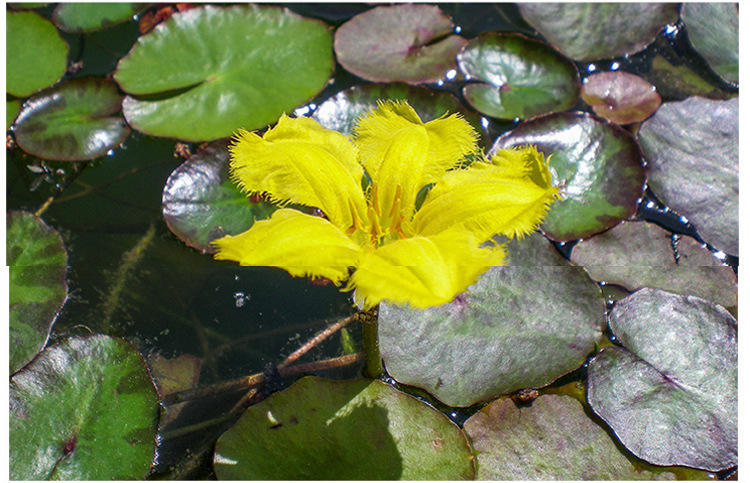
334 4 466 85
582 72 661 124
588 288 737 471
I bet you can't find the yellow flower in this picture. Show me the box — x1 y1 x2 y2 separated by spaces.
213 101 559 309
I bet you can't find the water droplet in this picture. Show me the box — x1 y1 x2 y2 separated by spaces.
234 292 249 308
587 64 597 73
610 61 620 70
445 69 457 80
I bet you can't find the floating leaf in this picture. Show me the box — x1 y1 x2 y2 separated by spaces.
457 33 580 120
379 241 606 407
638 97 738 255
13 78 131 161
7 99 21 129
114 5 334 141
10 335 160 480
588 288 737 471
518 3 679 62
52 3 143 33
681 3 738 85
570 220 737 308
464 395 674 480
582 72 661 124
333 4 467 84
492 112 645 241
8 211 67 374
311 83 489 145
213 377 475 480
162 139 277 253
6 10 69 98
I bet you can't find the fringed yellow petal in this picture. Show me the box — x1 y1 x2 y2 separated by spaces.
212 209 362 284
488 145 555 188
349 231 506 309
354 100 480 184
411 150 560 241
229 115 367 230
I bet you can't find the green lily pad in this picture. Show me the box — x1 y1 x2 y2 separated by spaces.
457 33 580 120
333 4 467 84
6 10 69 98
378 237 606 407
10 335 160 480
582 72 661 124
464 395 674 480
311 83 489 146
52 3 144 33
588 288 737 471
638 97 738 255
213 377 475 480
570 220 737 308
13 78 131 161
162 139 277 253
681 3 738 85
114 5 334 141
7 99 21 129
518 3 679 62
492 112 646 241
8 211 68 374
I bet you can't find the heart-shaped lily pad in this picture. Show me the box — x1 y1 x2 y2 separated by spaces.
114 4 334 141
457 33 580 120
213 377 475 480
681 3 738 85
518 3 679 62
6 10 69 98
588 288 737 471
638 96 738 255
333 4 467 84
8 211 68 374
52 3 143 33
311 83 489 146
570 220 737 308
162 139 277 253
492 112 646 241
582 72 661 124
379 235 606 407
10 335 160 480
13 78 131 161
464 394 674 480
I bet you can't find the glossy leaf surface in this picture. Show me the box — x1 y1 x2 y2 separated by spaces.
52 3 143 33
115 5 334 141
638 97 738 255
458 33 580 120
518 3 679 62
334 4 467 84
681 3 738 85
8 211 67 374
13 78 130 161
6 10 69 97
570 221 737 308
379 234 606 407
10 335 160 480
213 377 475 480
588 288 737 471
162 139 277 253
493 112 645 241
582 72 661 124
465 395 673 480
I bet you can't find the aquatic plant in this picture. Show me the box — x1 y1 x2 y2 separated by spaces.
213 101 559 309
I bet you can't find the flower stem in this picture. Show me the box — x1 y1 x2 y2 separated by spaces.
360 307 383 378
